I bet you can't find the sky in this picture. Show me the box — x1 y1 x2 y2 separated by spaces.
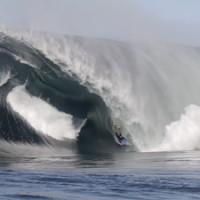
0 0 200 46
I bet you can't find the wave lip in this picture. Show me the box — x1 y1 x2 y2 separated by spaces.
7 85 79 140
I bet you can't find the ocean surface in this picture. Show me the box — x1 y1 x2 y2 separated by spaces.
0 28 200 199
1 151 200 200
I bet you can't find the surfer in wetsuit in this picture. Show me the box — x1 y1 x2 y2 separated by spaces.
116 132 123 141
114 125 126 144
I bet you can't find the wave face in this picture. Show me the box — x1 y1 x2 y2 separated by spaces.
1 29 200 153
0 32 116 153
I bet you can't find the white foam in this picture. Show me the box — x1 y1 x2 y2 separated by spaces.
151 105 200 152
7 86 78 140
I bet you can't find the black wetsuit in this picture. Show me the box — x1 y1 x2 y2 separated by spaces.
116 133 125 143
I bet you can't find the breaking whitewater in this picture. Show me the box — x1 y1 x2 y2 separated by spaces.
1 28 200 155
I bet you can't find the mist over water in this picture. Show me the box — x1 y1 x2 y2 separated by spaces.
1 0 200 46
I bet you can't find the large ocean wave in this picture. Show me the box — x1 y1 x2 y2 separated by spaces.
1 28 200 153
